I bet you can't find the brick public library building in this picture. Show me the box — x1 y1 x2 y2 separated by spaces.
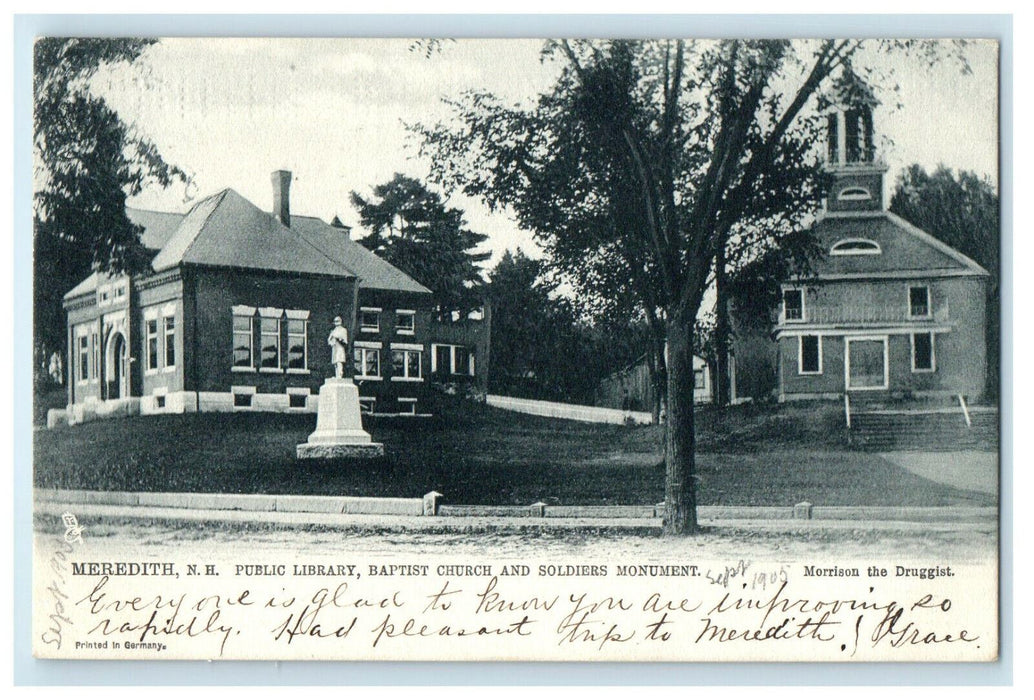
62 170 489 424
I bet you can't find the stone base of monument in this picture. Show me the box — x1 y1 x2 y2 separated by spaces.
296 377 384 460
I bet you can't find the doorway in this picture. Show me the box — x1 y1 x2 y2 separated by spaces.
845 336 888 391
109 331 128 399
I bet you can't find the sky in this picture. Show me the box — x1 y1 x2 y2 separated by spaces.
93 38 1000 269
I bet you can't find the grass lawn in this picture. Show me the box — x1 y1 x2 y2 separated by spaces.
33 395 994 507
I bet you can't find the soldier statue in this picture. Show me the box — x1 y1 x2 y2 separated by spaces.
327 316 350 379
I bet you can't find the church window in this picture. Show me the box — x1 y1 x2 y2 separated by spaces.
830 238 882 256
799 335 822 375
909 286 930 318
911 332 935 372
837 187 872 201
826 113 839 164
783 289 804 321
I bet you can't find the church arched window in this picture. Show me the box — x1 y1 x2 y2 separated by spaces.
837 186 872 201
830 238 882 256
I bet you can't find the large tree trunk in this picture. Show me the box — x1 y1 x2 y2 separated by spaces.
662 312 698 535
647 321 668 424
714 246 731 407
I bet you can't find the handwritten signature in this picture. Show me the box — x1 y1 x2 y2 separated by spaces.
40 513 83 650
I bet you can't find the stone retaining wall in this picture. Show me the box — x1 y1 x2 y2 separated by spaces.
35 489 995 522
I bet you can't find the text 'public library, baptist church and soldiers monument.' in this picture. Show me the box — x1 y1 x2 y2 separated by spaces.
59 169 490 425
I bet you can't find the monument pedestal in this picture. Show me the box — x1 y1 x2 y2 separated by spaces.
296 377 384 459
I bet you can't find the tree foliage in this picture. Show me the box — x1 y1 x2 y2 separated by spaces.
416 38 970 535
727 228 824 328
351 174 490 321
33 38 185 379
889 164 1000 396
487 250 645 404
889 164 998 279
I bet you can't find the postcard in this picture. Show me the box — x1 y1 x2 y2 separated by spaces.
30 36 1000 662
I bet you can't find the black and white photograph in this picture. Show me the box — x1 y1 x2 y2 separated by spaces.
27 33 1002 664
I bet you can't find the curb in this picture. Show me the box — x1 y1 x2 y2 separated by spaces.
32 502 1000 535
34 488 996 524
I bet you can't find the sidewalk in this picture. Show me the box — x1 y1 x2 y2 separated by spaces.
486 394 653 425
880 451 998 495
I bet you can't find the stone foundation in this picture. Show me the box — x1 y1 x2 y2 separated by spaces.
295 442 385 459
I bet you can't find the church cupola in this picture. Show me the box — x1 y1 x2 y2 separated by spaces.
820 67 888 214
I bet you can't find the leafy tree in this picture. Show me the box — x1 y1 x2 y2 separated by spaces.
726 229 823 328
34 38 185 384
351 174 491 321
488 250 643 403
419 39 968 535
487 250 572 399
889 164 1000 397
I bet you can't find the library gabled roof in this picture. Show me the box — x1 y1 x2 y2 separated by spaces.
127 207 185 250
66 188 432 299
149 189 353 278
292 216 430 294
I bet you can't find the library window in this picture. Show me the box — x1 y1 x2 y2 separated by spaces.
77 334 89 382
259 317 280 370
232 313 254 369
163 316 176 369
146 320 159 372
353 347 381 379
90 331 99 381
392 348 423 380
286 319 307 370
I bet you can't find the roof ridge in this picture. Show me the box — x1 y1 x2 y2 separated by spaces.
345 232 432 292
286 218 360 279
176 189 231 266
883 211 990 276
126 205 186 217
295 219 431 294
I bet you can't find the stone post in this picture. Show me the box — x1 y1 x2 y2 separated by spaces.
423 491 443 516
793 501 813 520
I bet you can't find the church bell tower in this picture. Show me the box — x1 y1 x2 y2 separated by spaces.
822 69 888 214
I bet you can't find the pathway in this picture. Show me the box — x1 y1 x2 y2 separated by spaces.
880 451 998 496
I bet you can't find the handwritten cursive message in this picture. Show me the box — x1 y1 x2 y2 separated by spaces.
31 552 996 662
